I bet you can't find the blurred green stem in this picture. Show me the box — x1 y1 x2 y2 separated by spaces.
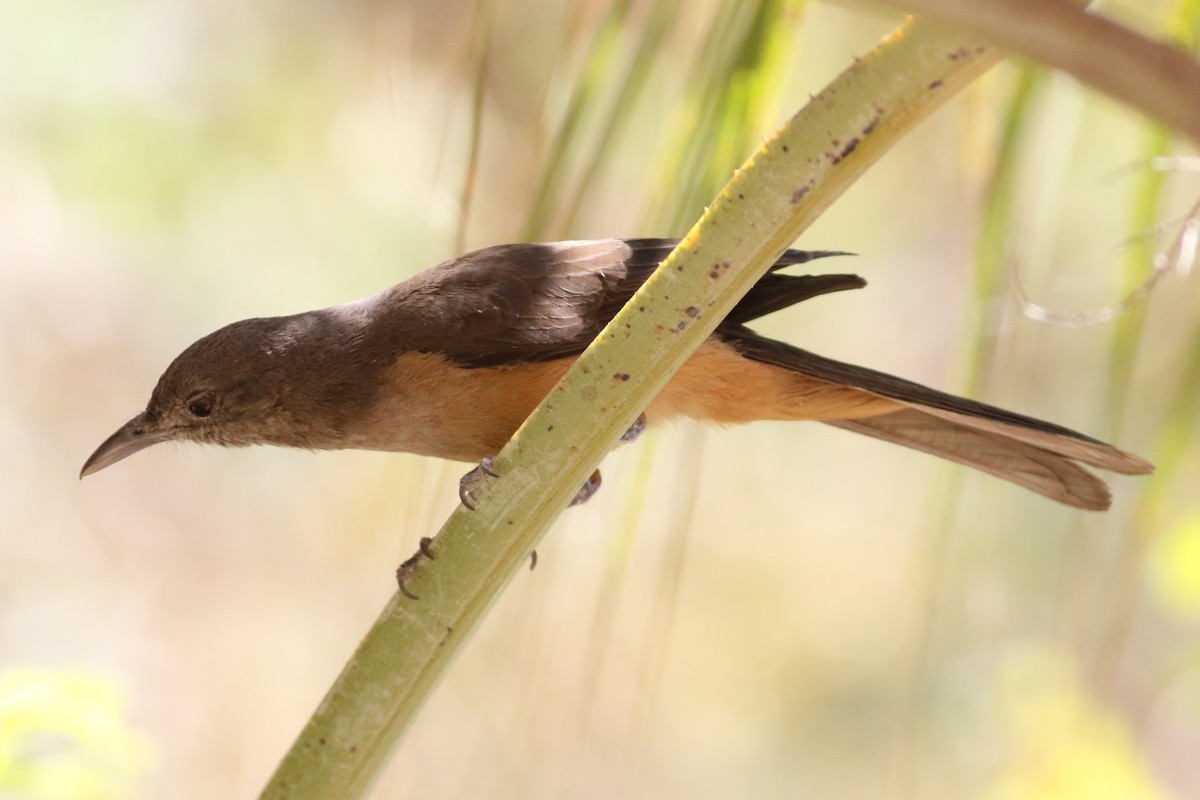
522 0 634 240
963 64 1046 395
873 0 1200 144
649 0 794 232
1091 0 1200 689
559 0 680 234
454 5 491 254
259 19 1000 800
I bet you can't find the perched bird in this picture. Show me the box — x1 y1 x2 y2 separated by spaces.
81 238 1151 510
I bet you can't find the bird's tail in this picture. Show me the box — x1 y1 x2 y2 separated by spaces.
721 331 1152 510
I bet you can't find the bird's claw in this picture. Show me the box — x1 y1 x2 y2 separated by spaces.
569 469 602 506
395 536 437 600
459 457 498 510
620 412 648 444
461 455 606 510
418 536 436 560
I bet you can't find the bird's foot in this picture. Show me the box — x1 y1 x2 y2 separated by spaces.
459 457 498 510
569 469 602 506
620 413 648 444
395 536 436 600
397 535 532 593
561 412 637 506
460 457 602 509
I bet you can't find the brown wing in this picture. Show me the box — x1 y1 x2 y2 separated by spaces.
381 239 855 367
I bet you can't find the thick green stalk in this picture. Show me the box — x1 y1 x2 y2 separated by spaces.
259 19 999 800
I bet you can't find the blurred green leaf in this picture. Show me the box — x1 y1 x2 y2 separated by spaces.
648 0 800 232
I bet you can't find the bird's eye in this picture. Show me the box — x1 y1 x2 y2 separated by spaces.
187 396 214 418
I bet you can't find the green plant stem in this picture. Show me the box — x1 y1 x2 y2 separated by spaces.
259 19 1000 800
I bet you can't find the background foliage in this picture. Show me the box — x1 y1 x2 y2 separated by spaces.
2 0 1198 798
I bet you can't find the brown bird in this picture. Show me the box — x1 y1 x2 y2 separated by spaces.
81 238 1151 510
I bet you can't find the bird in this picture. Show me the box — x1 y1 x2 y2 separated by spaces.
81 238 1152 510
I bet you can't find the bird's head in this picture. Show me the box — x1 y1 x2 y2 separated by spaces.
81 317 302 477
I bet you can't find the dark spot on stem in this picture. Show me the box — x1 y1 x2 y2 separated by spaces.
831 137 860 164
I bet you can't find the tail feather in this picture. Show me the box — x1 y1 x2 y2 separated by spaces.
904 404 1150 475
720 331 1152 508
827 410 1114 510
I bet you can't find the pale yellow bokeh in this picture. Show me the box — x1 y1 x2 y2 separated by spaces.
1150 512 1200 618
1 1 1193 798
987 647 1167 800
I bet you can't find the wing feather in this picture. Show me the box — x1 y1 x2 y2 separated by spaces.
384 239 852 366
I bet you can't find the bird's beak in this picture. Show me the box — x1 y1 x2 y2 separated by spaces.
80 412 174 478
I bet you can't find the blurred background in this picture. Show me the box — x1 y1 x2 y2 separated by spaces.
3 0 1199 797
